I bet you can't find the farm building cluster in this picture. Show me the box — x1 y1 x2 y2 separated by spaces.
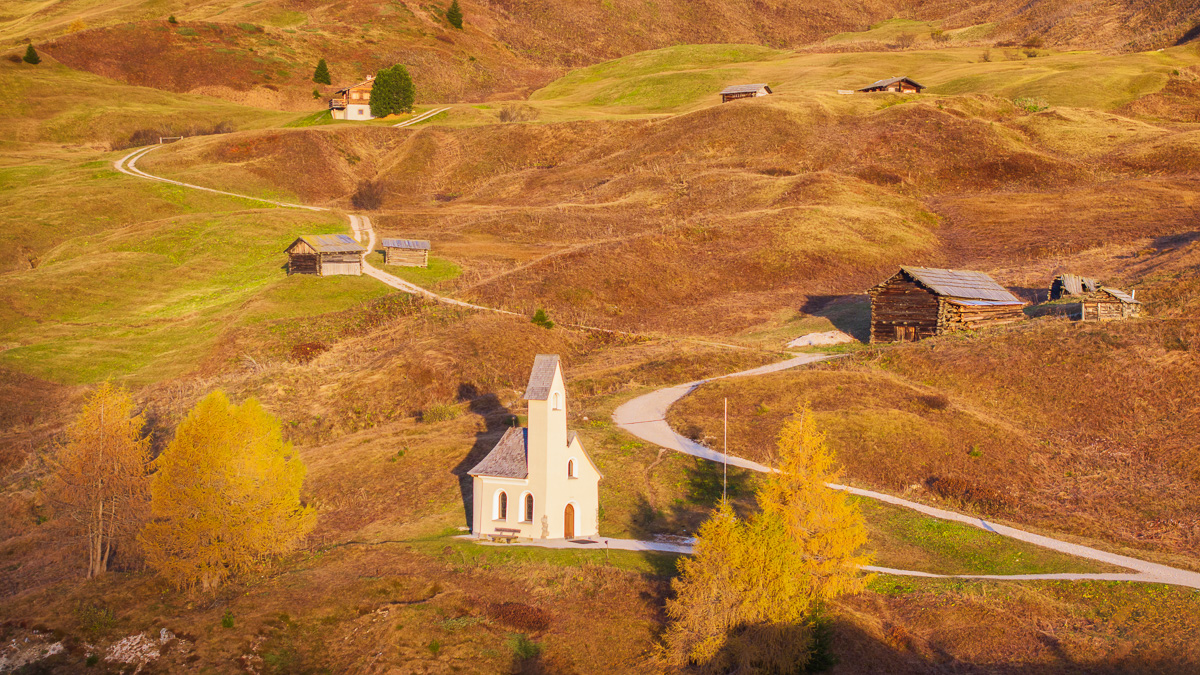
284 234 431 277
720 76 926 101
868 267 1140 343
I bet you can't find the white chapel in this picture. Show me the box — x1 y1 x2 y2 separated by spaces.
468 354 602 540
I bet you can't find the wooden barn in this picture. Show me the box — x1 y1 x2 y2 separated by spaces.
868 267 1026 343
1048 273 1100 300
284 234 365 276
1081 288 1141 321
719 83 772 103
382 238 431 267
858 76 925 93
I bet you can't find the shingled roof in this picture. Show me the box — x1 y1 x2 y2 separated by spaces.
523 354 560 401
900 266 1023 304
467 427 528 479
381 238 431 250
285 234 365 254
719 83 771 95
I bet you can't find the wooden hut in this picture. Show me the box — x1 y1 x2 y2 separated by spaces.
719 83 772 103
382 238 431 267
858 76 925 93
284 234 365 276
868 267 1026 343
1048 273 1100 300
1081 288 1141 321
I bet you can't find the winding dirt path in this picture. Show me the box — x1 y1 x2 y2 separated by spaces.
114 142 1200 588
613 358 1200 589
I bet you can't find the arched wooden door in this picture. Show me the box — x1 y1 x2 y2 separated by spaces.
564 504 575 539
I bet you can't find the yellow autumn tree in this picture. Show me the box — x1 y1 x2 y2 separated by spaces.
659 406 870 673
46 382 151 578
140 391 315 591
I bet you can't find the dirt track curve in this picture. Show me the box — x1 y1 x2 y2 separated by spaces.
114 143 1200 589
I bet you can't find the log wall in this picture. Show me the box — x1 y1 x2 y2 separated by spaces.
288 253 319 275
869 276 940 343
939 302 1026 332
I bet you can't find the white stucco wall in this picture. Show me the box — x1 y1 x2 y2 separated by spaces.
472 360 601 539
346 104 374 120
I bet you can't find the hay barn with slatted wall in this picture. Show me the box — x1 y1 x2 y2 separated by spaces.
284 234 366 276
382 238 431 267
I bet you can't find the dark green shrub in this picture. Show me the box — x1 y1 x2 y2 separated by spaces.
446 0 463 29
313 58 331 85
370 64 415 117
22 45 40 65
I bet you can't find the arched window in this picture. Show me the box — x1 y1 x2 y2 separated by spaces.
567 459 575 478
494 490 508 521
523 493 534 522
553 392 562 410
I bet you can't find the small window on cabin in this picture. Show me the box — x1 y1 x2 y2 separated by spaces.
553 392 562 410
567 459 575 478
524 494 534 522
497 491 507 521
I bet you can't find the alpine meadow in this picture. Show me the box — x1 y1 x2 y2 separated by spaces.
2 0 1200 673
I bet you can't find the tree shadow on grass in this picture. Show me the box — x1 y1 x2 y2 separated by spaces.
451 382 516 531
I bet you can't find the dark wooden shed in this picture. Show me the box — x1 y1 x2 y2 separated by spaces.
284 234 366 276
719 83 772 103
858 76 925 93
868 267 1026 343
1048 273 1100 300
382 238 430 267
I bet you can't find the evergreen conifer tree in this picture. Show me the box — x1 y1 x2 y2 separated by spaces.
23 44 40 65
370 65 415 117
446 0 463 29
312 58 331 85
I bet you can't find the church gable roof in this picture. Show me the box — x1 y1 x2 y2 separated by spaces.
467 427 528 479
567 431 604 479
523 354 560 400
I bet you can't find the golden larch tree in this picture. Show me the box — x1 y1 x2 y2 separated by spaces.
659 405 871 673
140 391 315 591
46 381 151 578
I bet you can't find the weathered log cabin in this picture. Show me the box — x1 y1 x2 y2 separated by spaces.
1081 288 1141 321
858 76 925 93
868 267 1026 343
1048 273 1100 300
382 238 431 267
284 234 365 276
719 83 772 103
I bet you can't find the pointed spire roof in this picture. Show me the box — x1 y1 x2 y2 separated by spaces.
522 354 560 401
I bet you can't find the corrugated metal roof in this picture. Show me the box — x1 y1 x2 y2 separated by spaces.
287 234 365 254
1101 288 1140 304
381 238 431 250
859 76 925 91
523 354 560 401
720 83 771 95
467 427 528 479
901 267 1024 304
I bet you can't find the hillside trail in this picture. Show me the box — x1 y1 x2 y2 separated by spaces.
114 143 1200 589
612 357 1200 589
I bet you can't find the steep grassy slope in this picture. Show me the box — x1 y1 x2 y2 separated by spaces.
7 0 1198 114
129 40 1200 339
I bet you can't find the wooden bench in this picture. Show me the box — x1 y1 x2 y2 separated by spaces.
487 528 521 543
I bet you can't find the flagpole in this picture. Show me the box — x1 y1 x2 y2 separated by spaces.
723 397 728 502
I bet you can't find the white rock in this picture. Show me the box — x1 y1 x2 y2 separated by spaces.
787 330 856 348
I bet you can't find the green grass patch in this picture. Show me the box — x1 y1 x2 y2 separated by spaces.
367 253 461 287
0 176 389 384
859 496 1115 576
